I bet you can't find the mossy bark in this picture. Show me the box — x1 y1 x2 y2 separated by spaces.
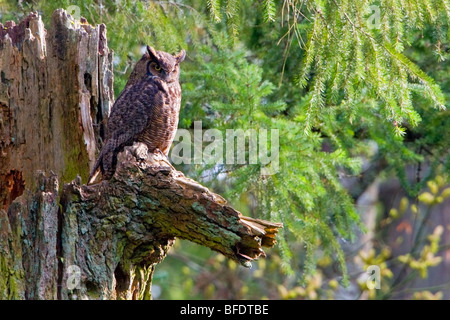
0 10 282 300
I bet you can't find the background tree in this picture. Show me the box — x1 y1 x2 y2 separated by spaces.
1 0 449 299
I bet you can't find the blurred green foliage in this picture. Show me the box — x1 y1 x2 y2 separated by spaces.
1 0 448 299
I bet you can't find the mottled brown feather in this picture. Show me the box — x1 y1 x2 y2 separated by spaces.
88 47 184 184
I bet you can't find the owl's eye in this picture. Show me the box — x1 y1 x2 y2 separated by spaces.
154 64 162 71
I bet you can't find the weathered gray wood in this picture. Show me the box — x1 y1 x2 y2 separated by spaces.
0 171 59 299
0 10 113 208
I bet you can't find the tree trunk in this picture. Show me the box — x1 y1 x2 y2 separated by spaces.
0 10 282 300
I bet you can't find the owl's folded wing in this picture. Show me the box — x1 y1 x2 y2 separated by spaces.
88 79 166 184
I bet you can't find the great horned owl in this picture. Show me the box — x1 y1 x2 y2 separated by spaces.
88 46 186 184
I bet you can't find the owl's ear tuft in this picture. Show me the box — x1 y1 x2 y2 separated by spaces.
147 45 158 61
174 49 186 63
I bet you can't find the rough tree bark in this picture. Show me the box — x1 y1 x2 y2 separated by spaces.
0 10 282 300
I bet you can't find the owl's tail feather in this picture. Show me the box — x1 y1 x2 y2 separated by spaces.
88 167 101 185
87 153 103 185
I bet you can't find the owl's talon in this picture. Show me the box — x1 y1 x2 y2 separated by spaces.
154 149 176 171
